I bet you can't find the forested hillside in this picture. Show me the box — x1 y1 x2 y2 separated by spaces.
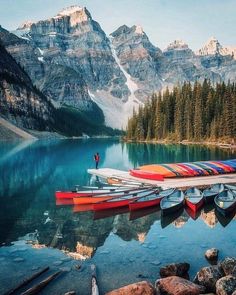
126 80 236 143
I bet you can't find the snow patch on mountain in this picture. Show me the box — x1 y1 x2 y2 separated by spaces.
53 5 89 26
134 25 144 35
57 5 83 16
12 28 31 40
109 38 140 127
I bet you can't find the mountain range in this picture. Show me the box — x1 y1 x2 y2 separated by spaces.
0 4 236 135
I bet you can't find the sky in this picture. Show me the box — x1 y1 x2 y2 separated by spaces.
0 0 235 50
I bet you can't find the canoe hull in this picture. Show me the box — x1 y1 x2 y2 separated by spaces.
129 197 162 211
73 196 114 205
185 198 204 212
161 200 184 215
93 197 138 211
129 169 164 181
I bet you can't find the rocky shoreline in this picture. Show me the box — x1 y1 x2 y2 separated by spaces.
105 249 236 295
124 139 236 150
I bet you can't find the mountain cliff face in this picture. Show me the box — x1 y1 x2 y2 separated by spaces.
1 5 236 129
0 40 53 130
110 25 163 101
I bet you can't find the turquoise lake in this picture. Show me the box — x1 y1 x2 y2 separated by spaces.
0 139 236 294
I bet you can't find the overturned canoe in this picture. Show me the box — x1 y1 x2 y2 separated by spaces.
138 159 236 179
129 169 164 181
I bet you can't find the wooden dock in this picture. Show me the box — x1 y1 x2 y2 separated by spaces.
87 168 236 190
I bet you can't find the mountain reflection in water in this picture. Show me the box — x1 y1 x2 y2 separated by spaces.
0 139 236 264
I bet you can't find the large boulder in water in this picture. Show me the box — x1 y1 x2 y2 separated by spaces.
193 266 223 292
105 281 155 295
205 248 219 263
160 262 190 278
219 257 236 276
216 275 236 295
156 276 205 295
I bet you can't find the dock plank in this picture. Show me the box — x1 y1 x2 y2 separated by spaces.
87 168 236 189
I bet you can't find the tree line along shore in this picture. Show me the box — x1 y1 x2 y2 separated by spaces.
125 80 236 145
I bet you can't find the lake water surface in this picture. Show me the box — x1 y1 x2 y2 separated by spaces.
0 139 236 294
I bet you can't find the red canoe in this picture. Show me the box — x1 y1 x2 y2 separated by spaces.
55 187 140 199
92 189 154 211
129 190 162 211
73 188 150 205
129 169 164 181
185 187 204 212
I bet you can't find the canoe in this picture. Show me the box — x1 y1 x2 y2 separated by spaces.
106 177 144 187
211 161 233 173
129 190 163 211
202 162 224 174
139 164 177 178
195 162 218 175
160 190 185 215
73 188 149 205
181 163 207 176
211 183 225 193
219 161 235 172
55 186 141 199
159 188 176 198
185 206 201 220
185 187 204 212
202 188 218 204
167 164 192 177
177 164 199 176
129 169 164 181
214 190 236 216
223 160 236 170
92 189 155 211
224 184 236 191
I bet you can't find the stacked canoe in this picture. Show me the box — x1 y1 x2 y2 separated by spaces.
130 159 236 180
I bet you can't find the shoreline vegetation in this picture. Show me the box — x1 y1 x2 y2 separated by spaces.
126 80 236 148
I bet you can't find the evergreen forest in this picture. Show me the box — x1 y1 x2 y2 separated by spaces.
126 80 236 143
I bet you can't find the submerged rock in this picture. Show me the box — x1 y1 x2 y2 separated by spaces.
216 275 236 295
219 257 236 276
194 266 223 292
205 248 219 262
156 276 205 295
160 262 190 278
64 292 76 295
105 281 155 295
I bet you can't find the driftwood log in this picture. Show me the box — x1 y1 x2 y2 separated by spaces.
20 271 61 295
4 267 49 295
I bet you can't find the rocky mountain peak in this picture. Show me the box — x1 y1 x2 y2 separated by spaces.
165 40 189 51
197 36 223 56
53 5 91 26
134 25 144 35
17 21 33 30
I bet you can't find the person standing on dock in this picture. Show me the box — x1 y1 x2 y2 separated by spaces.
94 152 100 169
